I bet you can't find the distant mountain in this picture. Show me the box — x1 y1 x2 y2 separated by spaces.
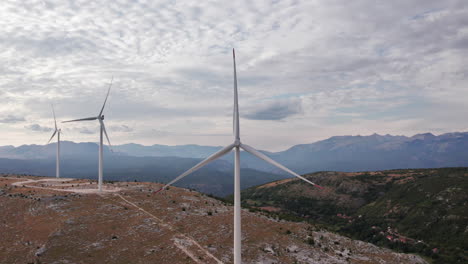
121 131 465 173
4 132 468 174
260 132 468 173
113 143 223 158
0 141 224 161
240 168 468 264
0 141 113 160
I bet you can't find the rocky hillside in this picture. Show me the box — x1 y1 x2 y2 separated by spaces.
240 168 468 264
0 175 426 264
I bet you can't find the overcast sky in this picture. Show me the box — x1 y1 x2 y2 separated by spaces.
1 0 467 151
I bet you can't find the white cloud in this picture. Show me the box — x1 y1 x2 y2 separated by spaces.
244 97 302 120
78 127 95 135
25 124 53 132
109 125 133 132
0 114 25 123
0 0 467 150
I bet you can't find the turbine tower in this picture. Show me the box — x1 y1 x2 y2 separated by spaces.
63 77 114 192
156 50 323 264
47 104 61 178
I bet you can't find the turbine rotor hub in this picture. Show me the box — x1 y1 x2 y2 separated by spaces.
234 139 241 147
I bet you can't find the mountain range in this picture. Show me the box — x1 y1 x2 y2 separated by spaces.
263 132 468 173
1 132 468 196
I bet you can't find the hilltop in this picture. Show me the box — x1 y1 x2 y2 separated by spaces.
240 168 468 264
0 175 426 264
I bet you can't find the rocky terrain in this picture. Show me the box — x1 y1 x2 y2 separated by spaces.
0 175 427 264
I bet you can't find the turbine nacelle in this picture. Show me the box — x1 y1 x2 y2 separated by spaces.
47 104 62 144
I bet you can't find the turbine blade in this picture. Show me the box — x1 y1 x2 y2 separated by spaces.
47 130 57 144
99 76 113 116
51 104 57 130
62 117 97 123
233 49 240 139
240 143 323 189
155 143 236 193
100 120 112 151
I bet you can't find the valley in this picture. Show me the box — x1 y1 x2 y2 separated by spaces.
240 168 468 264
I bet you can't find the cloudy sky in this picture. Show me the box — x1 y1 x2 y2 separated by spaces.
1 0 467 151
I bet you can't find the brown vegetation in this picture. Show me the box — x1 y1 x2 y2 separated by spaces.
0 175 427 264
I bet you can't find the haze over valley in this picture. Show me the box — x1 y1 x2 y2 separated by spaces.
2 132 467 196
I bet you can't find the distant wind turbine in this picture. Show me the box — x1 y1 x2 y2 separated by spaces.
62 77 114 192
156 50 323 264
47 104 61 178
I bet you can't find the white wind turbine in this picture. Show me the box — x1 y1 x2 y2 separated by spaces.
156 50 323 264
62 77 114 192
47 104 61 178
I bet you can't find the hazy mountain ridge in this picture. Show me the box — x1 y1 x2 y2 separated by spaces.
113 143 223 158
2 132 466 158
0 141 113 160
2 132 467 174
2 132 468 196
265 132 468 173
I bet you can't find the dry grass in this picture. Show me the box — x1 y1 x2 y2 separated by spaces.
0 175 427 264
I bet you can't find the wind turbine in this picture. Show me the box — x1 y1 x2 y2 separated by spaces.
62 77 114 192
47 104 61 178
156 50 323 264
